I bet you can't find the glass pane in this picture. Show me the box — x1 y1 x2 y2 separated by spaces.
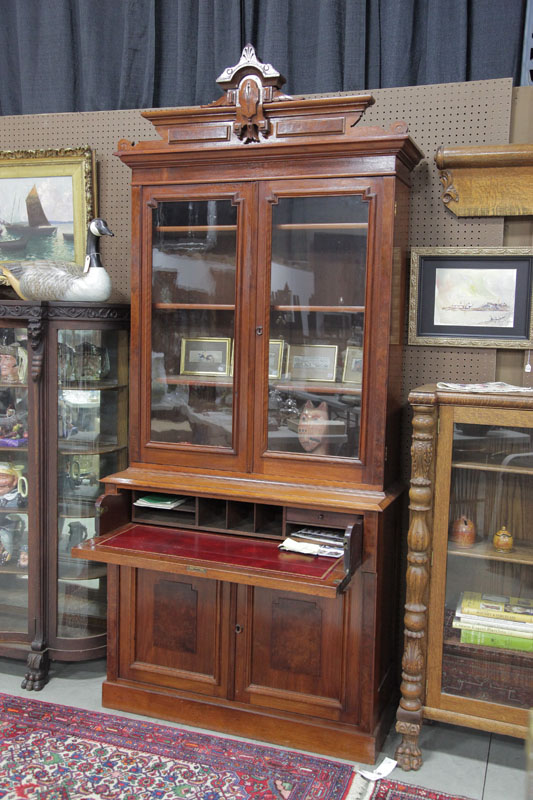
267 195 367 459
57 328 128 639
0 326 29 634
151 199 237 449
152 200 237 305
442 422 533 709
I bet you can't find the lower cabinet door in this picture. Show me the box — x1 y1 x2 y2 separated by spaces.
118 568 233 698
234 584 360 722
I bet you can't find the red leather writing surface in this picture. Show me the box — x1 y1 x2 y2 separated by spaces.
102 525 340 580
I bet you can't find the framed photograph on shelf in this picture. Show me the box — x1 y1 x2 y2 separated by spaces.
180 337 232 376
409 247 533 347
0 147 96 267
287 344 338 382
342 346 363 384
268 340 285 379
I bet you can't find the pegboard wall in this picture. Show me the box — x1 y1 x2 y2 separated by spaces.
365 79 515 395
0 78 513 402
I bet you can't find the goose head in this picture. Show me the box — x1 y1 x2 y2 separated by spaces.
85 218 114 270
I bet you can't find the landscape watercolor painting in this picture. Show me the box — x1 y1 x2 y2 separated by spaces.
434 267 517 328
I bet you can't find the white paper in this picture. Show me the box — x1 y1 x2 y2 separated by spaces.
358 756 397 781
436 381 533 394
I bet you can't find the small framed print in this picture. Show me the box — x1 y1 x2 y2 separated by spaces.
287 344 338 382
342 346 363 384
180 337 231 376
268 340 284 379
409 247 533 347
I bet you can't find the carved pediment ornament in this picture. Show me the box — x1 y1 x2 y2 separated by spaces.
216 45 288 143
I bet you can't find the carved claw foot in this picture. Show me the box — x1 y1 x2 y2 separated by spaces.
21 651 49 691
395 736 423 771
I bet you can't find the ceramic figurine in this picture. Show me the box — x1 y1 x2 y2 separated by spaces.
0 462 28 507
493 525 514 552
297 400 329 455
0 218 113 301
450 516 476 547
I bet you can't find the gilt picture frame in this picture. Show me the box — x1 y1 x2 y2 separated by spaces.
268 340 285 379
408 247 533 347
342 346 363 384
287 344 338 382
180 337 232 376
0 147 96 266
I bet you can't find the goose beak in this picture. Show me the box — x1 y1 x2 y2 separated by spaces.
100 222 114 237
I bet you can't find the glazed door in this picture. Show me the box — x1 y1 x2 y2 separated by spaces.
48 321 129 655
135 183 254 473
0 322 33 648
427 405 533 727
253 177 392 486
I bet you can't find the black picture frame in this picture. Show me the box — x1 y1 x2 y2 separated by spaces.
408 248 533 347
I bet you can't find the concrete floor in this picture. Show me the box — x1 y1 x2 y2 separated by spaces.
0 656 528 800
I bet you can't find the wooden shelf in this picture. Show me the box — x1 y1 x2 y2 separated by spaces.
448 538 533 565
271 380 362 395
153 303 235 311
156 225 237 232
0 382 26 390
60 381 128 391
156 375 233 388
273 305 364 313
58 443 127 456
274 222 368 231
452 461 533 476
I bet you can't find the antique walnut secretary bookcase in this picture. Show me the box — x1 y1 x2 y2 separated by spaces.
74 47 423 761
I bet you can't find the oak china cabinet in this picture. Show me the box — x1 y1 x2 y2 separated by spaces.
0 301 129 689
73 47 423 762
396 385 533 770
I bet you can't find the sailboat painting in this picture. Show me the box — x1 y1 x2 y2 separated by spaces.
0 177 74 262
0 148 95 265
434 267 516 328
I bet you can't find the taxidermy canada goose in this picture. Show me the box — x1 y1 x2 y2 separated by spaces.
0 218 113 302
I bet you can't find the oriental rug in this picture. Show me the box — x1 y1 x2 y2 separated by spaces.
0 692 473 800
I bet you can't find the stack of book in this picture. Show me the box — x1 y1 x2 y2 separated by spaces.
133 494 187 510
452 591 533 653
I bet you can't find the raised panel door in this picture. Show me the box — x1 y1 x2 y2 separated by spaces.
234 584 360 722
119 568 233 698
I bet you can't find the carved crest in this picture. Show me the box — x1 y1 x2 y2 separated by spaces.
216 45 287 143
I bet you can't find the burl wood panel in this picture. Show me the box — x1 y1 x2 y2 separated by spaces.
119 569 232 698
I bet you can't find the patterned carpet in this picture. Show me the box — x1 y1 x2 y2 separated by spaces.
0 692 473 800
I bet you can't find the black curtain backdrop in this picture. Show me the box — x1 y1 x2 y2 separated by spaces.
0 0 526 115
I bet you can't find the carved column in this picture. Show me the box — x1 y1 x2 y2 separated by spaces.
395 397 437 770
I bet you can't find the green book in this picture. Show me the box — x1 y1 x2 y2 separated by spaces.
460 628 533 653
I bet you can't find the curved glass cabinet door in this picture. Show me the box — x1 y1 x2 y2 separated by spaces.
56 326 128 640
0 325 29 637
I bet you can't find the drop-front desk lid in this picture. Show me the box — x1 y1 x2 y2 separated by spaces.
72 523 361 597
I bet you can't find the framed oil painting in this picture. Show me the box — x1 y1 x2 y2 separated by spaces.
180 337 232 376
409 247 533 347
0 147 96 266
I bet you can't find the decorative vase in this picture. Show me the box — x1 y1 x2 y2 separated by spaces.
450 517 476 547
493 525 514 552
